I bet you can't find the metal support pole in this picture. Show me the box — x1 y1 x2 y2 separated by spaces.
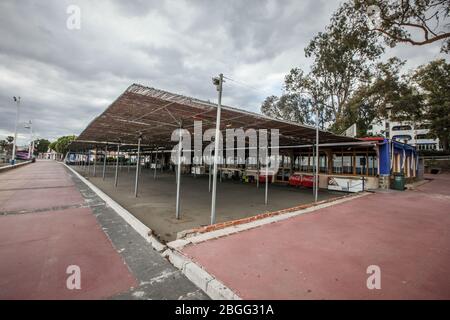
102 145 107 180
315 108 319 202
256 145 260 188
114 144 120 187
208 161 212 192
11 97 20 165
134 138 141 197
312 141 315 196
175 129 182 219
26 120 33 159
154 150 157 179
93 147 97 176
31 138 35 159
87 149 91 175
265 145 269 205
210 73 223 225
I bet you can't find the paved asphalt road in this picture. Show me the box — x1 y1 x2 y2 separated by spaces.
0 160 207 300
183 174 450 299
2 160 449 300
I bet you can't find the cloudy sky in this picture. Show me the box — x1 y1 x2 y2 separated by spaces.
0 0 447 146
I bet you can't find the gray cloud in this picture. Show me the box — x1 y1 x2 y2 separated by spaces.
0 0 447 146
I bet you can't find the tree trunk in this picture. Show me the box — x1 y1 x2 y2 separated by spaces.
441 136 449 151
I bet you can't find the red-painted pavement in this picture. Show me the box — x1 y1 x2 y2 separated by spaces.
183 174 450 299
0 161 137 299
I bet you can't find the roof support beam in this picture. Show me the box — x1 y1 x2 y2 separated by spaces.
114 144 120 188
134 138 141 197
102 144 107 180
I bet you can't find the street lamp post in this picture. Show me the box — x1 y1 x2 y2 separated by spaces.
315 107 319 202
24 120 33 159
11 97 21 165
210 73 223 225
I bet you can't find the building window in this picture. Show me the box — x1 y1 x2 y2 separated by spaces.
392 125 412 131
417 143 437 150
368 155 378 176
319 155 328 173
332 155 343 174
342 155 353 174
415 133 433 140
392 135 412 141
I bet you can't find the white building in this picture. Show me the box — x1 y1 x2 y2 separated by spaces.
367 109 441 151
38 149 63 161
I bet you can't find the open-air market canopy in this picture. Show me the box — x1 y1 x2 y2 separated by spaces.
65 83 419 230
69 83 384 225
70 83 364 151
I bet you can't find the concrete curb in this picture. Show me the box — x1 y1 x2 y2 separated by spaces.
65 163 369 300
162 249 241 300
64 163 237 300
0 161 32 173
169 192 371 251
162 192 371 300
63 163 167 253
176 192 365 239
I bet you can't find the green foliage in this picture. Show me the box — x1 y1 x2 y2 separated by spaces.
412 59 450 150
0 136 14 154
284 68 333 129
33 139 51 155
261 94 314 126
261 1 449 144
341 57 424 136
305 2 384 133
48 141 56 151
0 141 9 152
261 2 384 132
49 135 77 156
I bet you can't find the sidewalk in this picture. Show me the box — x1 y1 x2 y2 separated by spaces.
0 160 206 300
181 174 450 299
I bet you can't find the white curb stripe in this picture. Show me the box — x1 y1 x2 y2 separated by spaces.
64 163 241 299
162 249 241 300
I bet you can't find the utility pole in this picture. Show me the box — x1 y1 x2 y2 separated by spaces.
11 97 21 165
210 73 223 225
175 127 182 219
134 137 141 197
315 107 319 202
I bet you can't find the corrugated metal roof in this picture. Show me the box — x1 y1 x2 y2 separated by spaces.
70 83 360 150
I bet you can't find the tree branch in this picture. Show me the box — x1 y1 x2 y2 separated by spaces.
374 28 450 46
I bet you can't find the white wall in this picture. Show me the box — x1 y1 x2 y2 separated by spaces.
367 117 441 151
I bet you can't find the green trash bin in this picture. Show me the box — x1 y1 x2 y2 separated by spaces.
393 173 405 191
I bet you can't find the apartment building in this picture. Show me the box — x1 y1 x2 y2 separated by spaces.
367 113 441 151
